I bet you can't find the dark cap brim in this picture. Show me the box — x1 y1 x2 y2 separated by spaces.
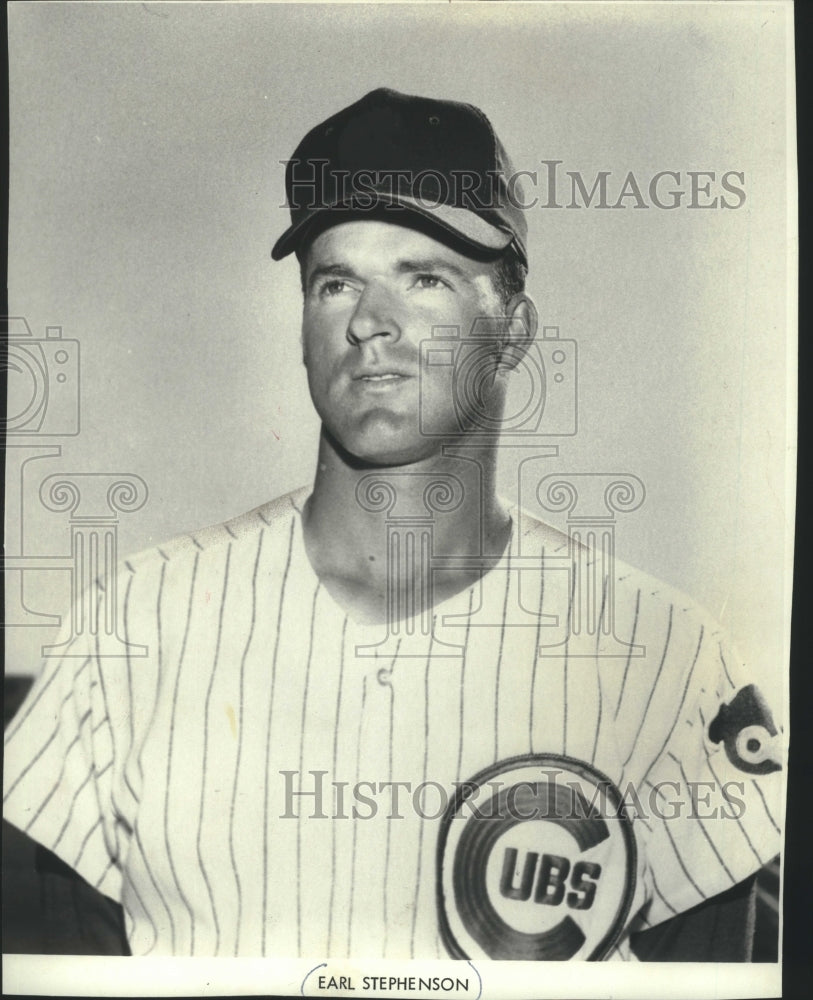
271 192 522 263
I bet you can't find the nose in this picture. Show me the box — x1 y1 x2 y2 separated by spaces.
346 283 402 347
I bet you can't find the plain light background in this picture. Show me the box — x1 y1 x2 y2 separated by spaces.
5 1 793 700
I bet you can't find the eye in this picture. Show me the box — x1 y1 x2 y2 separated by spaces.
319 279 351 297
414 273 447 290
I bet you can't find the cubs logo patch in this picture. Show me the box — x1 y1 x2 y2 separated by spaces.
436 754 636 961
708 684 782 775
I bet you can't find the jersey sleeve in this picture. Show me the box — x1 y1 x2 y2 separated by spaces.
628 618 784 928
4 626 123 903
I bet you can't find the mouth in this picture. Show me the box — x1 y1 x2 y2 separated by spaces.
352 371 413 384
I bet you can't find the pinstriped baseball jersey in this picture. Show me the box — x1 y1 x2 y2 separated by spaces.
4 485 783 959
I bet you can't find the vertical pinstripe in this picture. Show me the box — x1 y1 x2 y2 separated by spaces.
614 589 641 719
590 574 609 766
644 780 706 900
51 765 97 850
528 546 546 754
195 543 232 955
706 754 764 866
638 625 704 789
136 560 168 795
670 753 736 883
110 570 162 953
3 635 81 745
133 817 175 955
93 855 116 890
346 673 368 957
718 646 736 689
410 632 434 958
562 563 577 756
455 588 475 783
73 815 103 868
228 528 265 955
381 638 402 958
163 552 200 950
296 580 321 957
261 515 296 953
621 603 674 777
24 713 92 832
87 680 116 889
2 493 783 958
122 570 141 808
326 614 349 955
751 780 781 834
8 684 86 811
3 701 61 786
95 757 113 778
648 867 678 916
493 550 512 763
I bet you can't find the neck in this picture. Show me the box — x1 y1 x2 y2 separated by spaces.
301 429 511 621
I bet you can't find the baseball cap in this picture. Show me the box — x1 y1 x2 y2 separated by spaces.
271 87 528 266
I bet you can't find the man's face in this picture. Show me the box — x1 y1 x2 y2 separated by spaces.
300 219 508 466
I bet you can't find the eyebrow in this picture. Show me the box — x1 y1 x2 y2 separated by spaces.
305 256 473 294
394 258 472 283
306 263 358 294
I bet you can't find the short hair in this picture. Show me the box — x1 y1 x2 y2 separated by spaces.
490 247 527 308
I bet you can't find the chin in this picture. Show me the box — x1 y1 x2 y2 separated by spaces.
346 437 436 468
324 423 438 469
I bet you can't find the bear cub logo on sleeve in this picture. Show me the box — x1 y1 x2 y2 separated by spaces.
708 684 782 775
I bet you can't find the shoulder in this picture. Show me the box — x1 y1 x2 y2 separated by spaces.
512 501 697 603
512 499 737 677
120 485 310 576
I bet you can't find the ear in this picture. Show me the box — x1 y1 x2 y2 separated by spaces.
496 293 538 373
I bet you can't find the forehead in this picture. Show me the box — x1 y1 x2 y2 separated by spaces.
302 219 497 280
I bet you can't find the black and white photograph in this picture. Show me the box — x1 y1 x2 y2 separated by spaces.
3 2 794 997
